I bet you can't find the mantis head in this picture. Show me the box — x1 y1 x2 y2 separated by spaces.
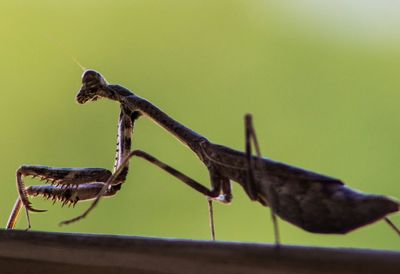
76 70 108 104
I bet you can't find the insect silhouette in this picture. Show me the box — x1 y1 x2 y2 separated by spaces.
7 70 400 244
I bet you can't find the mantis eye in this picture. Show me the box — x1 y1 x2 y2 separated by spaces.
82 70 101 84
81 69 108 89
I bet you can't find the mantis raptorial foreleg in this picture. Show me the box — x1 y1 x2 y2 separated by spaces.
7 181 120 229
16 166 113 213
9 166 112 229
7 107 139 229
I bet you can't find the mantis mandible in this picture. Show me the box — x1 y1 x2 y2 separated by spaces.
8 70 400 245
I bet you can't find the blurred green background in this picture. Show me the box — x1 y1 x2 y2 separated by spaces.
1 0 399 250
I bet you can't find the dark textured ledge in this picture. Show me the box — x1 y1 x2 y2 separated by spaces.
0 229 398 274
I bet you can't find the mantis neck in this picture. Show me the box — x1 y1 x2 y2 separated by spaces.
109 84 207 153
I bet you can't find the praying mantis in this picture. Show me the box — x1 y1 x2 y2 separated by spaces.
7 70 400 245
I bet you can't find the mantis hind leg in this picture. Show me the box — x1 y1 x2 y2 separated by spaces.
244 114 281 246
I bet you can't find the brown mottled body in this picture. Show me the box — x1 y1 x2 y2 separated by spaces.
201 142 399 234
62 70 399 241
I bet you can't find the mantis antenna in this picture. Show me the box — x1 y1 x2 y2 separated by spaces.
71 55 86 72
42 32 87 72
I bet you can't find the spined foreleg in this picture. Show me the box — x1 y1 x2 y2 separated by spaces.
9 166 114 229
16 165 112 212
8 107 139 229
7 181 119 229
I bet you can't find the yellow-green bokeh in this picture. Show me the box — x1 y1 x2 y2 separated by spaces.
1 1 399 250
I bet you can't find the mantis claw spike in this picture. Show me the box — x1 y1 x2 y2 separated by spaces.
25 202 47 213
28 207 48 213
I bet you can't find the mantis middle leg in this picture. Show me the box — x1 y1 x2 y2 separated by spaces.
60 149 229 240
